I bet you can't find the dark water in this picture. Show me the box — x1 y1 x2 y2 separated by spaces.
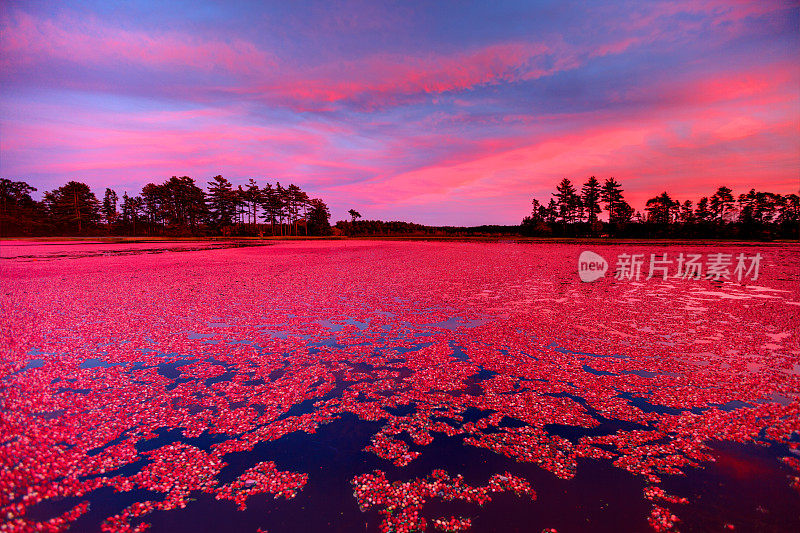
23 410 800 532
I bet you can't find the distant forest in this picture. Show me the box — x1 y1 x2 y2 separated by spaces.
522 177 799 240
0 176 333 237
1 175 798 239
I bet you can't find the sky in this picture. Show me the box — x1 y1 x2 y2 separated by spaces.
1 0 798 225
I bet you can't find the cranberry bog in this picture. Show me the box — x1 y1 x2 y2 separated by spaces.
1 239 799 532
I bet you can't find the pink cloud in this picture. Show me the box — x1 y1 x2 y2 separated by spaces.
1 3 796 225
343 114 796 224
0 9 592 111
620 0 788 34
0 10 275 75
3 50 796 225
235 41 581 111
589 0 792 61
325 62 799 220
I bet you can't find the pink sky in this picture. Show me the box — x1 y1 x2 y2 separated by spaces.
1 1 798 224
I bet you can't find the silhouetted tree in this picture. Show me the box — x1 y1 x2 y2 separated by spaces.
165 176 207 232
120 192 143 235
307 198 331 235
528 199 545 223
601 177 633 225
695 197 712 222
102 188 118 225
776 193 800 239
1 178 45 235
679 200 694 224
275 182 288 235
580 176 602 234
777 193 800 223
645 192 678 225
43 181 101 233
553 178 580 229
286 184 305 235
581 177 601 224
207 175 236 230
544 199 558 224
710 186 735 222
520 198 552 236
245 178 260 230
296 188 310 235
260 182 283 235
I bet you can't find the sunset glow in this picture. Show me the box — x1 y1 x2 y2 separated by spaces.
1 0 798 224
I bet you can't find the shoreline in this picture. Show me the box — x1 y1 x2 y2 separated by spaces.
1 235 798 245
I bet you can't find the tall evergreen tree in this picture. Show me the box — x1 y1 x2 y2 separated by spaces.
163 176 207 231
206 175 236 229
0 178 44 235
645 192 678 225
295 187 310 235
581 176 602 225
695 197 712 222
260 183 282 235
120 192 143 235
679 200 694 224
275 182 289 235
553 178 580 226
600 177 630 224
544 199 558 224
286 183 303 235
529 199 545 223
710 186 734 222
245 178 261 229
233 185 247 225
776 194 800 223
140 183 164 234
102 188 118 225
43 181 101 233
307 198 331 235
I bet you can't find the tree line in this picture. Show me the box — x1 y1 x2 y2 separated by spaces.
3 174 798 240
523 177 800 239
0 176 332 237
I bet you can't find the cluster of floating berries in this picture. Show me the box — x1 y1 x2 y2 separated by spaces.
364 434 421 467
431 516 471 531
351 469 535 533
3 501 89 533
100 443 228 530
643 486 689 505
648 505 680 532
2 241 799 532
215 461 308 510
781 456 800 492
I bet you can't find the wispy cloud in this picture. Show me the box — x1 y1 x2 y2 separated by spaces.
1 10 275 75
0 1 797 224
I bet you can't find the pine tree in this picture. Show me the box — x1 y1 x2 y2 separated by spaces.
260 183 281 235
43 181 101 233
307 198 331 235
581 176 602 224
553 178 579 225
601 178 623 223
207 175 235 229
710 186 734 222
695 197 712 222
0 178 43 235
102 188 118 225
645 192 678 225
245 178 260 229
